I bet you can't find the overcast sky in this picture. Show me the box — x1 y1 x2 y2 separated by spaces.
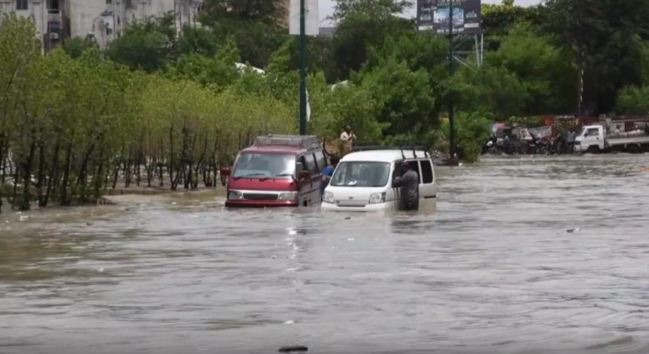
318 0 542 25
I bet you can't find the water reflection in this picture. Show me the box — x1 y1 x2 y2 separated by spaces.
1 155 649 354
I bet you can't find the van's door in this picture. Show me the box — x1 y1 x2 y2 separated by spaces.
418 159 436 200
297 153 322 206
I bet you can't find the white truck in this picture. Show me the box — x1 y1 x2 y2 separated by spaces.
574 122 649 153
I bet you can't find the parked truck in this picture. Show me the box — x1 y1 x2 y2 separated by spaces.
574 120 649 153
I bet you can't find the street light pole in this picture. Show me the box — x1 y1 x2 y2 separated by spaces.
298 0 308 135
448 0 456 159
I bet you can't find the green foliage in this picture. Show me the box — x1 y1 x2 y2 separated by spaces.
483 23 577 115
441 113 493 162
617 86 649 116
357 58 436 138
176 26 220 57
543 0 649 114
332 2 414 79
199 0 288 68
62 37 98 59
107 15 176 72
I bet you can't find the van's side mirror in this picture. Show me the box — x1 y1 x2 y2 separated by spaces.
220 166 231 176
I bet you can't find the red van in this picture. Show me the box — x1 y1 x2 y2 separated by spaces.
224 135 326 207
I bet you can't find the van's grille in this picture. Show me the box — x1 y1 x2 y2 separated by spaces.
244 193 278 201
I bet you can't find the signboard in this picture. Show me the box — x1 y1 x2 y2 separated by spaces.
289 0 319 36
417 0 482 35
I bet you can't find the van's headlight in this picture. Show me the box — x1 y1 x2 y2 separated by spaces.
369 192 386 204
278 192 298 200
323 191 334 204
228 190 243 200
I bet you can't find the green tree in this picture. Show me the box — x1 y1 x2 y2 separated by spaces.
176 26 220 57
484 23 577 115
617 86 649 116
107 15 176 72
544 0 649 113
332 0 414 79
199 0 288 68
62 37 98 59
358 58 435 138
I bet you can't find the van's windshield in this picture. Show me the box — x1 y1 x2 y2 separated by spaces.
233 153 295 179
331 162 390 187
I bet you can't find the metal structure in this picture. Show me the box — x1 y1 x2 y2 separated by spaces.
255 135 320 150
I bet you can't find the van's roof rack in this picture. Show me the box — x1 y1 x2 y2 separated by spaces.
255 135 320 149
352 144 430 158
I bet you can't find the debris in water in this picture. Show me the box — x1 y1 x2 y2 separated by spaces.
567 228 581 233
171 202 177 205
284 320 295 325
97 268 105 273
585 335 633 350
86 222 93 226
347 238 355 241
278 345 308 353
19 216 29 222
345 217 351 220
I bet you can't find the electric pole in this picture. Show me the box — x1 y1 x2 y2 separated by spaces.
448 0 456 159
298 0 308 135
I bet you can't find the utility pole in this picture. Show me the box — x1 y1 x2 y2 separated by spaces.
576 0 584 117
448 0 456 159
298 0 308 135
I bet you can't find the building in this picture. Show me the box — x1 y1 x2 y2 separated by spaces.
0 0 203 50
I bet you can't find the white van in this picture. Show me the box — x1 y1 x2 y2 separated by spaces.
321 150 437 211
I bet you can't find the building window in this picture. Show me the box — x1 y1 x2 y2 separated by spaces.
48 0 60 11
16 0 29 11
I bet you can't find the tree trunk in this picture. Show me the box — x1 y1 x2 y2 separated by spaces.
19 139 37 211
112 147 125 190
60 143 73 206
37 139 46 207
169 125 174 188
43 140 60 208
0 134 4 213
76 141 95 186
94 145 105 200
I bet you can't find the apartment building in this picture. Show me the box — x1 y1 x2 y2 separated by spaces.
0 0 203 50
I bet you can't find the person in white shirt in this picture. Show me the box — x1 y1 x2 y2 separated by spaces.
340 126 357 142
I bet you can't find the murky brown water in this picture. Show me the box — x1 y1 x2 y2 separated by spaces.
1 155 649 354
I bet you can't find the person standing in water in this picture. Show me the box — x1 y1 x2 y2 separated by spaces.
321 156 339 195
393 161 419 211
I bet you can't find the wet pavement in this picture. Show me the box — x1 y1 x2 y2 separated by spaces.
1 155 649 354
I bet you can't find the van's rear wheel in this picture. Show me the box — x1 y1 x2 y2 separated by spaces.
586 146 600 154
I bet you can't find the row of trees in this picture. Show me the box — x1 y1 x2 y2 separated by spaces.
0 14 294 212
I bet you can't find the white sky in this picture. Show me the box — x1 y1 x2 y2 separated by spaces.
318 0 542 25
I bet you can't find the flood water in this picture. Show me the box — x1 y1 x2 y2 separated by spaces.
1 155 649 354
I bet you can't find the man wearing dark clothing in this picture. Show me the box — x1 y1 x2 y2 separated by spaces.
393 162 419 211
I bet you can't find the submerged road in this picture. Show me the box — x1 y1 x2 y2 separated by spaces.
1 155 648 354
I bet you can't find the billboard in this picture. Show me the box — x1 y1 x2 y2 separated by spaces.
417 0 482 35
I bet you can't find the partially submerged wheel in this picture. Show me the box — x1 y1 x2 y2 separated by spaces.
586 146 600 154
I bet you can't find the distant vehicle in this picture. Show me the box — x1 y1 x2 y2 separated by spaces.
223 135 325 207
574 121 649 153
322 148 437 211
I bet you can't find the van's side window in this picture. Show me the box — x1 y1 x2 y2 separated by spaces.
305 154 317 174
314 151 326 171
410 160 422 184
420 160 434 184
